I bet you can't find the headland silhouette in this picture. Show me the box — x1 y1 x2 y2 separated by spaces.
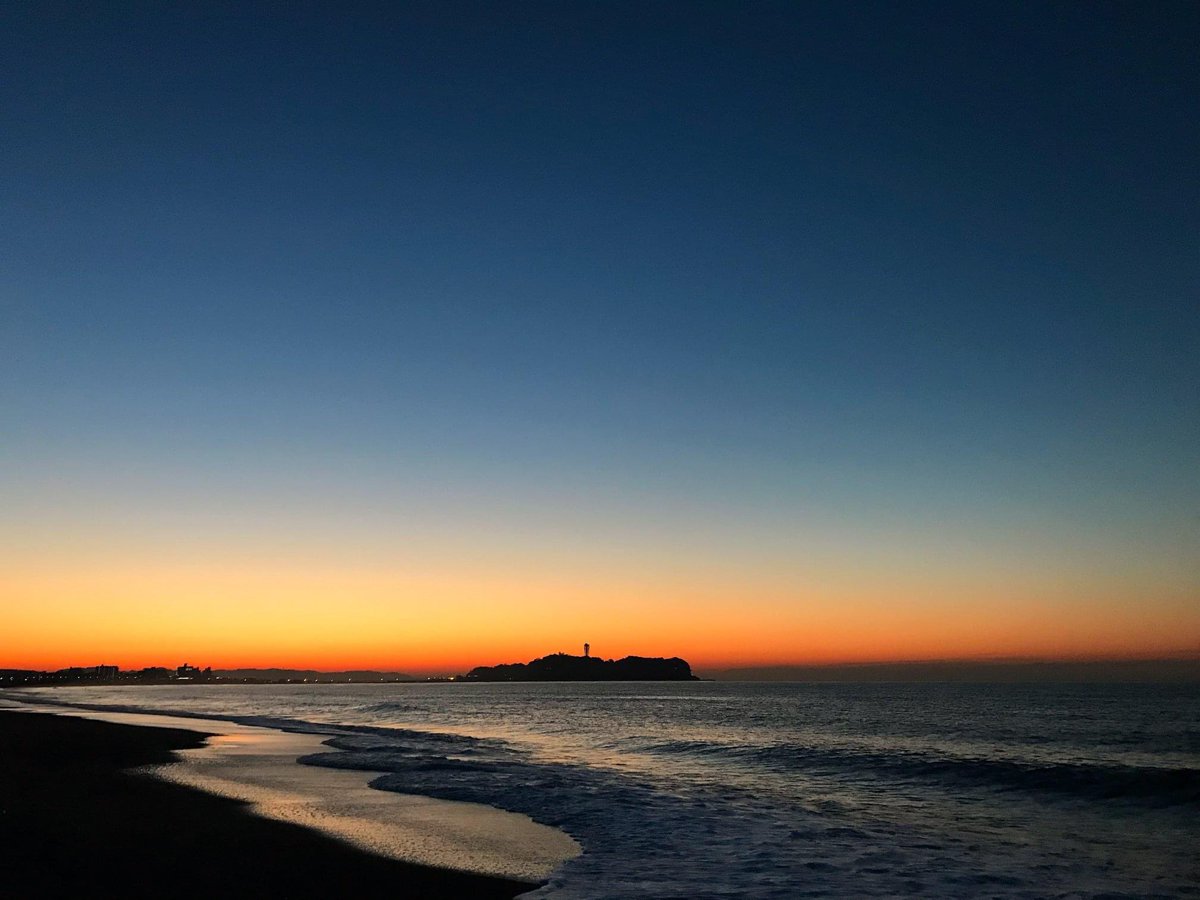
463 648 698 682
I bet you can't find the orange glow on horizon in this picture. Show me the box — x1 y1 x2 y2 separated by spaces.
3 559 1196 675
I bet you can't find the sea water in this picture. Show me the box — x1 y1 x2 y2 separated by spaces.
13 681 1199 898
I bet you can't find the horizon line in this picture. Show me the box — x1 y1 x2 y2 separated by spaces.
5 651 1199 675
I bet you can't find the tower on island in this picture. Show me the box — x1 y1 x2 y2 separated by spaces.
584 642 590 658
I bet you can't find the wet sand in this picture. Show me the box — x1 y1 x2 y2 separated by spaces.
0 710 536 899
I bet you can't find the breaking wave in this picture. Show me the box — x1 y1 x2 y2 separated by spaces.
622 737 1200 806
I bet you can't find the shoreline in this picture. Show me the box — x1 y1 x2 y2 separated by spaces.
0 696 579 879
0 710 540 899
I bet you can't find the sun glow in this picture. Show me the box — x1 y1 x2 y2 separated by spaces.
4 554 1195 674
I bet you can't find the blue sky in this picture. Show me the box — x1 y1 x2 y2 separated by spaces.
2 2 1197 665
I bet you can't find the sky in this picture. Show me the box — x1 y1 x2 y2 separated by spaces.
2 2 1197 674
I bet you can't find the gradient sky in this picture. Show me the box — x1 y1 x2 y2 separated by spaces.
3 2 1197 673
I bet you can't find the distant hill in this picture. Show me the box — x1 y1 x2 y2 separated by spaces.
463 653 697 682
212 669 416 683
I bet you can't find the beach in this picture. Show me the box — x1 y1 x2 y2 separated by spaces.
4 682 1197 898
0 710 535 899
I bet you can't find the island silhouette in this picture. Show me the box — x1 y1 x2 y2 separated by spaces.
463 649 697 682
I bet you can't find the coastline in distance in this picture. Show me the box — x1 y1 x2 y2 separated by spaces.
462 652 698 682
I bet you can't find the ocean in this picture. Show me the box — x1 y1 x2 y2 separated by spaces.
14 681 1199 898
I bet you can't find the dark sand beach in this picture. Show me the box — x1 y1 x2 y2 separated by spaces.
0 710 534 899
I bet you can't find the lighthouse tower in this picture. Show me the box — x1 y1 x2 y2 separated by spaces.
584 642 590 658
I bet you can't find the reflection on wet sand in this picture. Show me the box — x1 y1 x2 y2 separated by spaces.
9 704 578 882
